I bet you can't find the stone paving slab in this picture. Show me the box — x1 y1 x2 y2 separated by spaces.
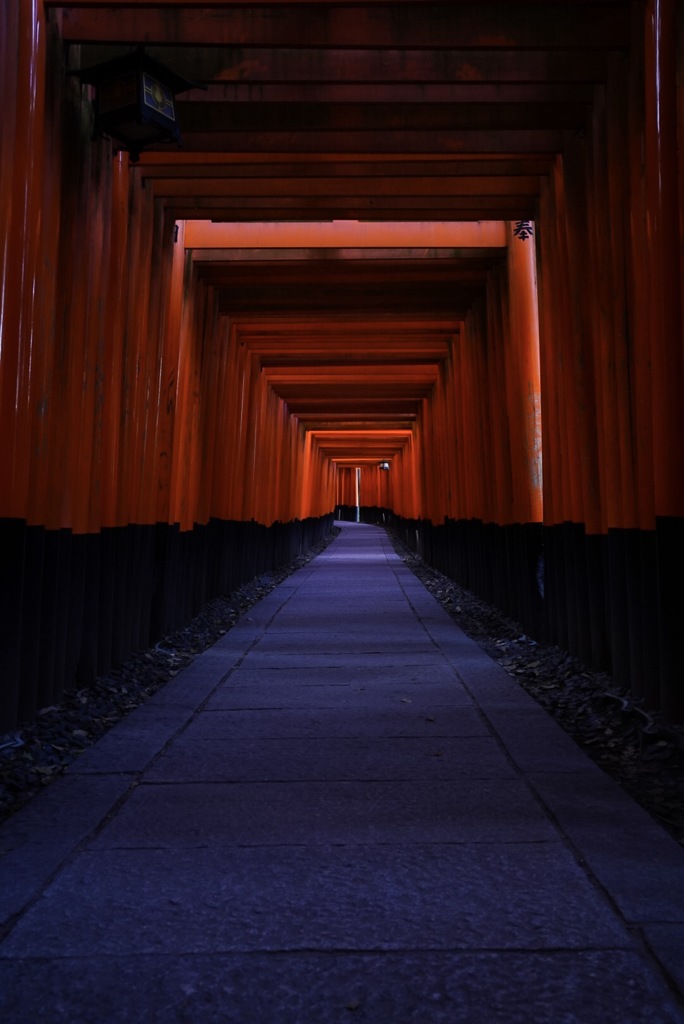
141 649 245 709
2 844 630 957
87 778 557 848
254 619 428 635
225 662 459 683
445 654 546 709
203 685 473 711
530 771 684 922
204 665 474 709
1 522 684 1022
0 775 131 853
236 650 446 669
250 636 439 654
481 706 601 773
181 706 490 739
65 704 195 775
0 775 132 921
644 925 684 997
144 734 515 782
1 951 681 1024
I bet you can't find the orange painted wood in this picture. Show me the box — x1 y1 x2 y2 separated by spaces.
184 221 507 250
152 216 187 523
178 82 592 107
536 168 563 529
137 202 169 527
119 177 152 526
466 302 492 522
56 5 630 50
505 222 543 525
0 0 19 515
205 315 230 521
585 78 637 533
140 157 553 184
153 176 542 200
25 13 62 532
79 50 609 103
174 102 582 138
167 264 203 530
536 157 584 530
486 264 513 525
623 39 658 535
641 0 684 518
1 1 45 521
73 151 107 535
93 153 128 528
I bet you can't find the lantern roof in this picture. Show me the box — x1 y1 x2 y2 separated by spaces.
76 46 195 97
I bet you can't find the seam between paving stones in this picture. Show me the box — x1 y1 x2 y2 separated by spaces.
386 536 684 1009
0 580 311 945
3 525 683 1012
384 539 684 1008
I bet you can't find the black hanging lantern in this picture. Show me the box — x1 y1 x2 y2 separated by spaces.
76 48 195 161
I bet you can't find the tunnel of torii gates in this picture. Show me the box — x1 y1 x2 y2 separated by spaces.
1 1 683 730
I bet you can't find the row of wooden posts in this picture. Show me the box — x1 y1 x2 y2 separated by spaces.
1 3 683 726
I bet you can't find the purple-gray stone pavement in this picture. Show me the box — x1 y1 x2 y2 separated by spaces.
1 522 683 1023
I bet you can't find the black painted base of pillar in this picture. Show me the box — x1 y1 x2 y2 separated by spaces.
655 516 684 721
387 514 683 722
388 516 544 642
0 512 335 730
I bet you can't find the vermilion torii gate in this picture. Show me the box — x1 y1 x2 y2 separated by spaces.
1 1 682 727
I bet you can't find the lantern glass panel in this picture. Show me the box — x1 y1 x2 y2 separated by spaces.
142 74 176 122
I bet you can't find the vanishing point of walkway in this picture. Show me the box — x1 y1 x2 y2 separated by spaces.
1 524 684 1023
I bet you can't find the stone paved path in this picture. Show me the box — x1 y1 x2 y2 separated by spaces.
1 523 683 1022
